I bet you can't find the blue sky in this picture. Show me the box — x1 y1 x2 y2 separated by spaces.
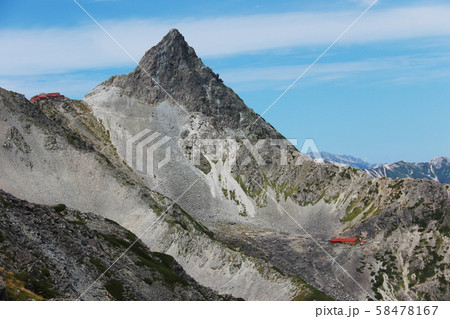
1 0 449 164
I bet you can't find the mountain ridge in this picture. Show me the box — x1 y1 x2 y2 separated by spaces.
83 29 449 300
0 86 323 301
308 151 377 169
1 29 448 300
308 151 449 184
0 189 227 300
365 157 450 184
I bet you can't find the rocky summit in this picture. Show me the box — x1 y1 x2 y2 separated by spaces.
0 29 449 301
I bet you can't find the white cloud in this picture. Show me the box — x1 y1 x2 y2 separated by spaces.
348 0 378 6
218 54 450 91
220 60 387 83
1 5 450 76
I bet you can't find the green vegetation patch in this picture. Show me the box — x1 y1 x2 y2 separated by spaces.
324 193 340 204
52 204 66 213
0 268 44 301
196 154 212 174
20 268 59 299
0 197 11 208
341 199 364 222
96 231 152 262
150 204 164 216
96 231 188 287
90 257 107 273
104 218 120 226
416 248 443 283
388 179 404 190
135 255 188 287
66 133 84 148
293 283 334 301
235 175 250 197
284 186 299 200
97 232 130 248
342 207 363 223
171 204 215 239
372 272 384 300
104 279 124 301
346 198 359 214
143 277 153 286
222 188 228 199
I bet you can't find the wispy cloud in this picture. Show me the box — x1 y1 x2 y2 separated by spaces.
219 54 450 88
220 60 384 83
1 5 450 77
348 0 378 6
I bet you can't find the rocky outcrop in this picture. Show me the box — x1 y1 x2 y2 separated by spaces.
0 189 229 300
95 29 281 138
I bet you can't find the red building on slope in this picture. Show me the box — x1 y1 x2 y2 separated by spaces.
330 238 366 246
30 92 65 103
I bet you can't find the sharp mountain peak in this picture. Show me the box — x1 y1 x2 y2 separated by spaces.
153 28 193 56
161 28 186 45
135 28 201 74
97 28 282 134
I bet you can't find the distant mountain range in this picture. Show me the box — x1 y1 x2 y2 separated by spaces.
308 152 450 184
308 151 377 170
365 157 450 184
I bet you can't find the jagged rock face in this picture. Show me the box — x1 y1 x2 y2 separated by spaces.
0 87 321 301
0 189 227 301
84 29 450 301
366 157 450 184
350 179 450 301
85 28 335 229
129 30 221 112
103 29 279 135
